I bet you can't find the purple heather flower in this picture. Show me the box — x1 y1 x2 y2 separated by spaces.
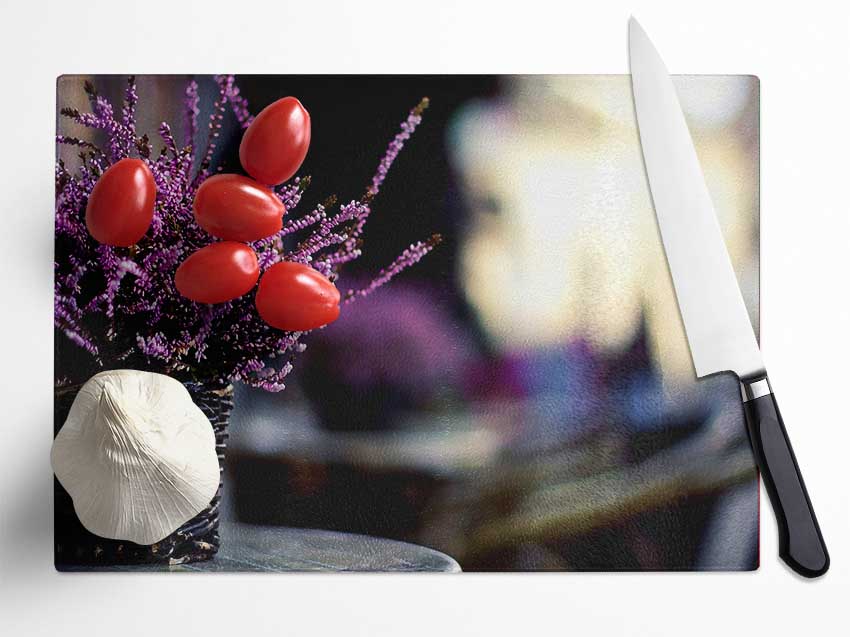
367 98 428 198
183 80 200 147
55 76 435 391
277 176 308 211
344 235 442 303
217 75 254 130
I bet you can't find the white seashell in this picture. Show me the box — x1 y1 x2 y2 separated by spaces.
51 370 219 545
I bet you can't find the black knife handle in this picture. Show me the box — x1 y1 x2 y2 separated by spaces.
742 379 829 577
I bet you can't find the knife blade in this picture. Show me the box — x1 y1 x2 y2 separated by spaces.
628 17 829 577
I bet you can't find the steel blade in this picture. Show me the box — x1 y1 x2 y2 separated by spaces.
628 18 764 380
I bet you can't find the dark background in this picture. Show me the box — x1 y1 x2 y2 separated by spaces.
226 76 500 280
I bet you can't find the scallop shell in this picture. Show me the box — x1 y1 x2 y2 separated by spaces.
51 370 219 545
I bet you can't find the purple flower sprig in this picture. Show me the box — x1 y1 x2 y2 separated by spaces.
344 235 442 304
55 76 435 391
367 97 428 199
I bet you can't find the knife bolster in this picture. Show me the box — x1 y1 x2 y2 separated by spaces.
741 376 772 402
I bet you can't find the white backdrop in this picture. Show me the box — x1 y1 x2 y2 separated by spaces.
0 1 847 635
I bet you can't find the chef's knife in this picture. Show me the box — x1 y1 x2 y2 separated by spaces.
628 18 829 577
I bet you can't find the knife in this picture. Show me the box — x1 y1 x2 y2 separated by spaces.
628 18 829 577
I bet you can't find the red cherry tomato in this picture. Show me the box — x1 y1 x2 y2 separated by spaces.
239 97 311 186
85 158 156 246
255 262 340 331
194 174 285 242
175 242 259 304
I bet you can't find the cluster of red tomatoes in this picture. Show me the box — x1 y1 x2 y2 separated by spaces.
84 97 341 332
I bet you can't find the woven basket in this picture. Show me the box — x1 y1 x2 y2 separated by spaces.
53 381 234 568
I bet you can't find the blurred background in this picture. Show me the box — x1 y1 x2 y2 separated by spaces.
59 75 760 571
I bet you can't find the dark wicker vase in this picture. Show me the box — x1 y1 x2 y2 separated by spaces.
53 380 234 569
